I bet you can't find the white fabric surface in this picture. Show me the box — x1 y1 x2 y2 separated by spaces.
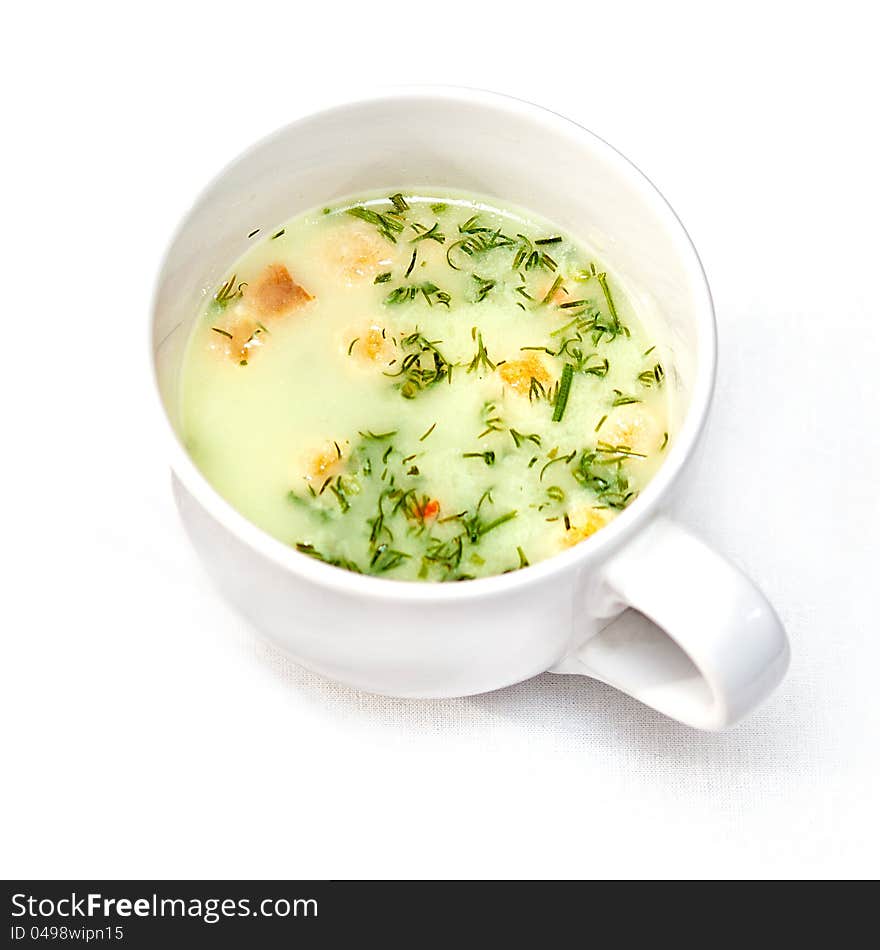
2 1 878 879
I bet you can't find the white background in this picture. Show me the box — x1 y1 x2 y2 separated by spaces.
3 1 878 879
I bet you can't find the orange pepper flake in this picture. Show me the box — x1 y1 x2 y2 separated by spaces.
419 499 440 521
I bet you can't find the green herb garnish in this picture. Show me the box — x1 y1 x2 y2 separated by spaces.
541 275 565 305
462 450 496 466
386 331 454 398
295 542 362 573
611 390 641 407
347 205 405 244
471 274 496 303
467 329 496 374
509 429 541 448
411 222 445 244
552 364 575 422
389 193 410 214
213 274 246 308
384 282 451 307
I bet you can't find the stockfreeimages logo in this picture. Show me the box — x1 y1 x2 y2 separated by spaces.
11 892 318 925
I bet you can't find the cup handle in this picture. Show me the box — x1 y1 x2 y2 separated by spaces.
551 517 790 729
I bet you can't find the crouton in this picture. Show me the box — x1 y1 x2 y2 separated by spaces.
347 325 394 365
209 318 267 365
329 221 394 283
600 404 663 458
303 441 348 486
498 354 551 395
245 263 312 318
561 507 612 547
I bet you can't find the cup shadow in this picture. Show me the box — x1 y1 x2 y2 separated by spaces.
251 630 811 775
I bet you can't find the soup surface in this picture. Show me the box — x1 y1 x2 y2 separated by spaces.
180 191 673 581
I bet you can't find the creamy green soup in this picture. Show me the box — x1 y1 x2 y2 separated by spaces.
180 191 673 581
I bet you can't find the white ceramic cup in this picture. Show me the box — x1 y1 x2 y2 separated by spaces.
151 88 789 730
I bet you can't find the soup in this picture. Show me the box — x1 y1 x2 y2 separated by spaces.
180 191 673 581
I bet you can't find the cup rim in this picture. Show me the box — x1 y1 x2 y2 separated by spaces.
150 85 717 604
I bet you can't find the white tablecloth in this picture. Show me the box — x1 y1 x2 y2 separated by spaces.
3 0 877 879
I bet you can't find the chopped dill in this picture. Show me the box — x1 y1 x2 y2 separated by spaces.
347 205 405 244
295 542 362 573
510 429 541 448
540 450 576 481
595 441 647 460
541 275 565 305
446 222 514 269
462 450 496 466
582 356 610 378
638 362 665 387
386 331 454 398
611 390 641 407
389 193 410 214
572 448 636 509
329 478 350 513
471 274 496 303
467 329 496 374
385 282 451 307
529 376 547 403
478 402 504 439
411 222 445 244
213 274 246 308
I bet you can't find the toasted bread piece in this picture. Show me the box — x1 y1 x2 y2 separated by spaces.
498 354 551 395
347 325 394 365
246 263 312 318
209 317 267 365
561 507 612 547
329 221 394 283
304 441 348 486
600 404 663 458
